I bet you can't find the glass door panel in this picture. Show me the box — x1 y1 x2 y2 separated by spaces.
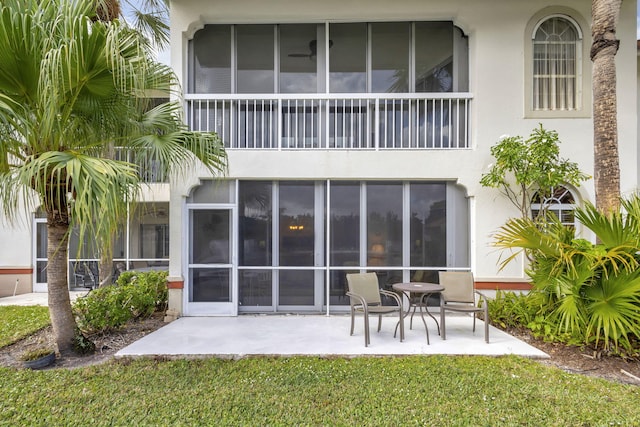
366 182 403 296
279 182 315 266
329 23 367 93
371 23 410 93
188 209 235 315
34 220 48 292
279 270 315 306
279 24 318 93
236 25 274 93
410 183 447 268
239 270 272 307
190 25 231 93
329 182 360 306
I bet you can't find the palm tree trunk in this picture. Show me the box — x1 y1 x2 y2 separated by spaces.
47 222 77 354
98 242 114 287
591 0 622 213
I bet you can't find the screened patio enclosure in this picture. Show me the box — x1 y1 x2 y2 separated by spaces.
34 203 170 291
184 180 469 315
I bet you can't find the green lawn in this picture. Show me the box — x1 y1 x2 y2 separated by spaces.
0 356 638 426
0 305 50 347
1 306 638 425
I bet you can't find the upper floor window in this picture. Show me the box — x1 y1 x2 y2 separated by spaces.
532 15 582 111
188 22 468 94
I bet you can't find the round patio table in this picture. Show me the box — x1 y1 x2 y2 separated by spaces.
392 282 444 344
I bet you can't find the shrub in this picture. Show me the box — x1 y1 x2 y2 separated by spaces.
73 270 168 334
493 195 640 352
117 270 168 312
487 290 535 329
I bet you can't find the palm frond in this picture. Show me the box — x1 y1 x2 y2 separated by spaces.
575 201 639 247
584 271 640 350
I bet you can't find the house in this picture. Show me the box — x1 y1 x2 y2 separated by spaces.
1 0 638 319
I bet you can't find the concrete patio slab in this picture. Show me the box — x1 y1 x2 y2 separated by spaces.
0 292 87 306
116 314 548 358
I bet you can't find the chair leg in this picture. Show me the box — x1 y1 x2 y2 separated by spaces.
350 308 355 336
364 313 370 346
440 305 447 340
484 305 490 343
377 315 382 332
472 313 476 332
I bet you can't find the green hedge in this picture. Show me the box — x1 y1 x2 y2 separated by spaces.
73 270 168 334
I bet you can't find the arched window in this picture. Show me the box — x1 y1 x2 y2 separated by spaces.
531 186 576 226
532 15 582 111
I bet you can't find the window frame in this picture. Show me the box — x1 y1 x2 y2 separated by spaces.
530 186 578 227
524 8 590 118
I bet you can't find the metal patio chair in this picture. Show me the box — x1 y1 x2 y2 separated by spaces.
438 271 489 343
346 272 404 347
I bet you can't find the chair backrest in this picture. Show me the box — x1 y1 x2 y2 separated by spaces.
346 273 382 305
439 271 475 303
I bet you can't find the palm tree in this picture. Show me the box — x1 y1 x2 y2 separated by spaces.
591 0 622 213
97 0 169 50
0 0 226 354
93 1 169 287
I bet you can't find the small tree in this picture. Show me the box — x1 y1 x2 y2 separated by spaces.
480 125 590 220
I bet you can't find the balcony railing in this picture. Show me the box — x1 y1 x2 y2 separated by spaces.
185 93 472 150
114 147 168 183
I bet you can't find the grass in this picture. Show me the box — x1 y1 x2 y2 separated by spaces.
0 356 638 425
1 306 638 425
0 305 50 347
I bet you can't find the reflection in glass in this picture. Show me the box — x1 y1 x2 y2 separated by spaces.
329 23 366 93
415 22 453 93
191 210 230 264
128 203 170 262
236 25 274 93
371 23 410 93
410 183 447 267
36 223 47 259
330 182 360 266
367 183 402 267
279 24 318 93
191 268 230 302
190 25 231 93
328 270 355 306
36 261 47 284
239 181 272 266
239 270 272 306
69 261 98 289
279 182 315 266
279 270 315 305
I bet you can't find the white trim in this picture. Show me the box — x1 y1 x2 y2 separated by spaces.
531 14 583 40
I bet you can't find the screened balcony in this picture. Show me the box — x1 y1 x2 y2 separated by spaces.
186 22 471 150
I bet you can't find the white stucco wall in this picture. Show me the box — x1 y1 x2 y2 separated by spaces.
0 201 35 294
168 0 638 288
1 0 637 302
169 0 638 290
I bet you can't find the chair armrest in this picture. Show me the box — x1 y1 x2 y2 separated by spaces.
346 291 368 311
474 290 490 303
379 289 402 307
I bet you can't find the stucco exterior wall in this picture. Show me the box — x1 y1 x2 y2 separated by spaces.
168 0 638 299
0 203 35 295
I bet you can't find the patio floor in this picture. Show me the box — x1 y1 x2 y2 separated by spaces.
116 314 549 358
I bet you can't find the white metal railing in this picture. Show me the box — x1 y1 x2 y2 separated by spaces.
185 93 472 150
114 147 167 183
